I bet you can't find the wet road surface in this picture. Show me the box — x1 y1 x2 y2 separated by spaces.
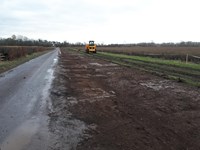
0 48 59 150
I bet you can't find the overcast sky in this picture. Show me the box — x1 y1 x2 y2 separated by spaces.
0 0 200 44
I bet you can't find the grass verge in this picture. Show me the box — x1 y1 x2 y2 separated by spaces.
97 52 200 87
99 52 200 70
0 51 50 74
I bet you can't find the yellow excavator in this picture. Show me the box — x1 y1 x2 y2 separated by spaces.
85 41 96 53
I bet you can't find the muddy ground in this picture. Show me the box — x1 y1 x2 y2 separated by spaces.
49 48 200 150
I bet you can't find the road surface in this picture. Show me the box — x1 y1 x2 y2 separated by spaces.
0 48 59 150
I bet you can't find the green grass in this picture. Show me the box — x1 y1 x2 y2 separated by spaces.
99 52 200 70
0 51 49 73
97 52 200 87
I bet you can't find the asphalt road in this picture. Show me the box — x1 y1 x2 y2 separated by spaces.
0 48 59 150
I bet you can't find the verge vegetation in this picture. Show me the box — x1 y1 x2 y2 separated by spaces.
0 46 52 73
96 52 200 87
97 46 200 63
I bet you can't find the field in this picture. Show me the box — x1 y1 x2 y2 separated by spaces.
75 46 200 87
97 46 200 63
49 48 200 149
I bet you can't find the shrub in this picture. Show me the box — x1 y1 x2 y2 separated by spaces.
0 46 50 60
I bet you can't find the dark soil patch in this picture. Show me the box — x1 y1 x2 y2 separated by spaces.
50 48 200 150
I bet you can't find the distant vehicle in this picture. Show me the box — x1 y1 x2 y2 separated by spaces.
85 41 96 53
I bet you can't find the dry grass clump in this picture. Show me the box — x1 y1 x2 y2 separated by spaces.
0 46 49 60
97 46 200 63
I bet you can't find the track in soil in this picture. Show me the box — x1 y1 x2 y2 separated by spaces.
93 52 200 86
49 48 200 150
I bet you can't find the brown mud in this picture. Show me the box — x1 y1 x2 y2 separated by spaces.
49 48 200 150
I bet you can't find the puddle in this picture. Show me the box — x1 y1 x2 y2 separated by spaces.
103 63 118 67
49 93 89 150
80 65 88 69
79 88 116 102
67 96 78 105
0 117 40 150
89 62 118 67
58 48 62 55
95 74 107 77
53 58 58 64
89 63 103 67
43 68 55 113
140 80 173 91
107 72 114 75
73 74 90 79
44 53 59 112
49 116 88 150
0 74 5 78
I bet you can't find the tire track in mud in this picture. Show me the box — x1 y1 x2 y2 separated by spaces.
49 48 200 150
93 53 200 86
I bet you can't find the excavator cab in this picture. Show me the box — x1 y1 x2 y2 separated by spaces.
89 41 95 46
85 41 96 53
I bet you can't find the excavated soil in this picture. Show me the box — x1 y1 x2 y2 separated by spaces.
49 49 200 150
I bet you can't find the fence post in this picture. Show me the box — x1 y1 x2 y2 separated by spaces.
186 54 188 64
0 53 2 61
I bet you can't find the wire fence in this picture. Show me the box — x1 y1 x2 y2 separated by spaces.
98 49 200 64
186 54 200 64
0 53 5 61
190 55 200 59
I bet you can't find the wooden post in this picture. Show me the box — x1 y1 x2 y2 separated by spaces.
0 53 2 61
0 53 5 61
186 54 188 64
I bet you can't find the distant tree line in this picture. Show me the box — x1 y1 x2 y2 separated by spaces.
104 41 200 47
1 35 200 47
0 35 85 47
0 35 53 47
59 41 200 47
56 41 200 47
